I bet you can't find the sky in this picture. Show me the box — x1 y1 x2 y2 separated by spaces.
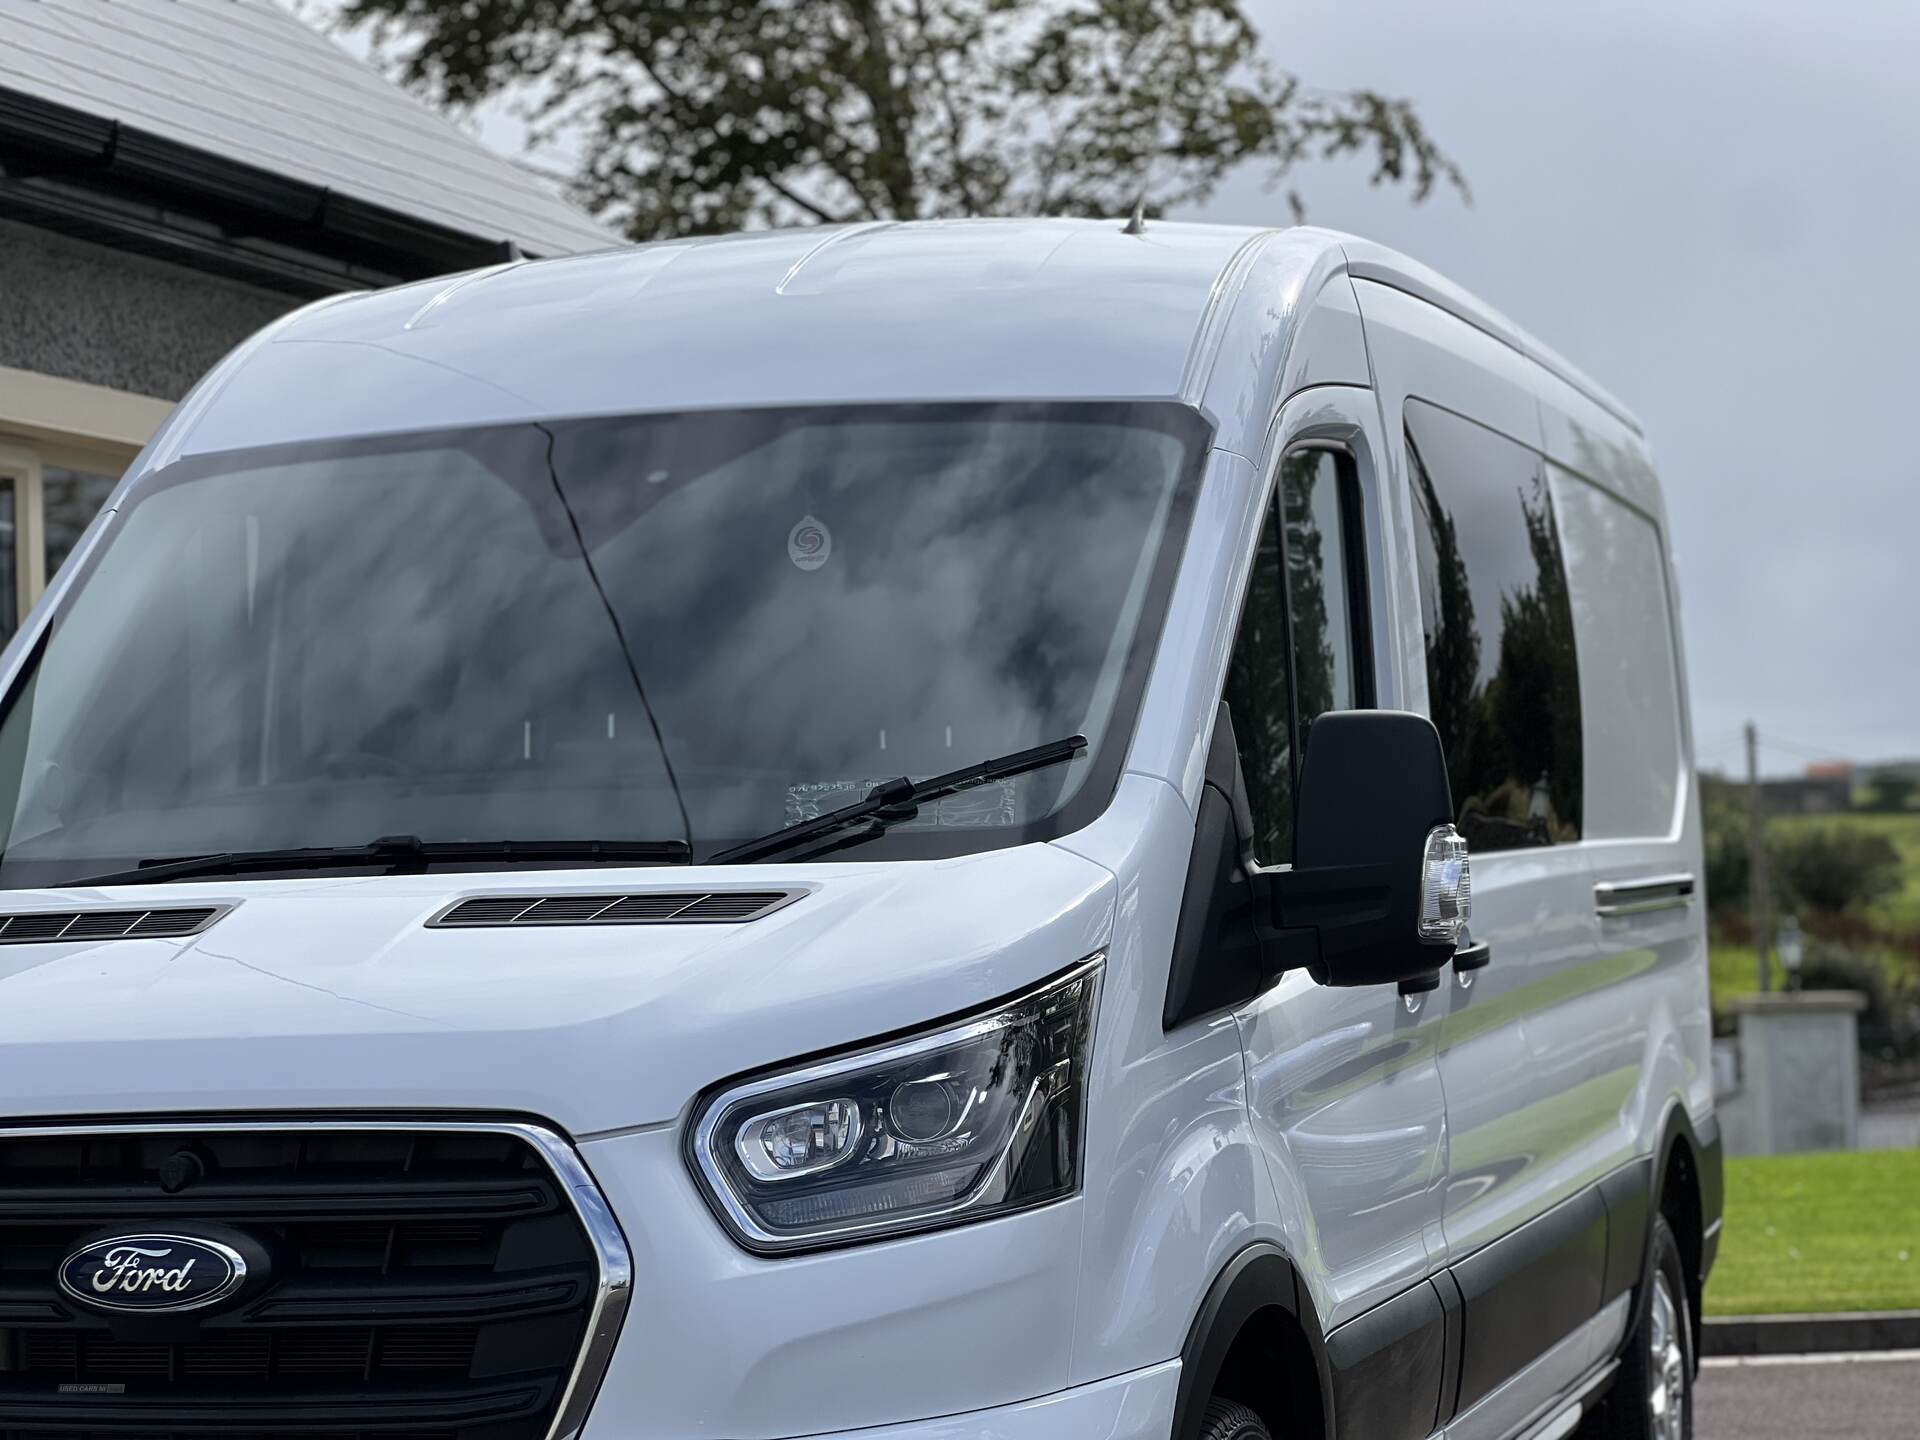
305 0 1918 776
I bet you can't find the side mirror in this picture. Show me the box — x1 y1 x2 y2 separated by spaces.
1164 706 1473 1029
1274 709 1468 988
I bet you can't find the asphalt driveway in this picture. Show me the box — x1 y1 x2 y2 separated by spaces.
1697 1353 1920 1438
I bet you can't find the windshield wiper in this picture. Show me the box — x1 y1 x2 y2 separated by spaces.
67 835 692 887
710 735 1088 866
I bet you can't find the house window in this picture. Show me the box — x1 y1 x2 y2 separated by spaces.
43 465 121 582
0 439 135 647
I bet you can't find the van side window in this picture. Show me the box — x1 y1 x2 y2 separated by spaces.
1224 447 1370 865
1550 470 1683 838
1405 400 1583 850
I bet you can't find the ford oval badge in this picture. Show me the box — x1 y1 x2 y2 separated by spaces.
58 1233 248 1314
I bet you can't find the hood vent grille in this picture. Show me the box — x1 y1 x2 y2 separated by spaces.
0 905 228 944
429 890 802 928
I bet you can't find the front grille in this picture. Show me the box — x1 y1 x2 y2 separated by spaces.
0 1122 627 1440
430 889 800 927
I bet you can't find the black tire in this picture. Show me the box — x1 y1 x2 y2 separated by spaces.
1199 1397 1274 1440
1581 1215 1693 1440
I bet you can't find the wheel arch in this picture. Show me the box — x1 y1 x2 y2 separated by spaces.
1645 1104 1721 1371
1172 1243 1332 1440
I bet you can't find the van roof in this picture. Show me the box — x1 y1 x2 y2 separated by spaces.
168 219 1642 460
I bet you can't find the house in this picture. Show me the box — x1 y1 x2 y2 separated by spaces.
0 0 614 643
1760 763 1855 815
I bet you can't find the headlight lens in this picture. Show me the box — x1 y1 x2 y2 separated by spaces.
689 959 1101 1253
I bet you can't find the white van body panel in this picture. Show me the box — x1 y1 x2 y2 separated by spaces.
0 219 1715 1440
0 843 1113 1134
1052 773 1298 1386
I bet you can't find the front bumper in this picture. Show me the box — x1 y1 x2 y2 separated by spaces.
593 1360 1181 1440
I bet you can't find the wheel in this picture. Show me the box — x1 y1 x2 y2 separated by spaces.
1199 1397 1274 1440
1582 1215 1693 1440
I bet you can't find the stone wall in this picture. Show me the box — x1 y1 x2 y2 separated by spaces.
0 220 297 402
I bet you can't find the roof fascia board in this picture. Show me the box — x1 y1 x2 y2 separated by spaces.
0 82 523 292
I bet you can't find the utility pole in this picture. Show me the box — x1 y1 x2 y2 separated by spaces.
1746 721 1772 994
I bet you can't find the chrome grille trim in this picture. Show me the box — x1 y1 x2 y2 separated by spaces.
427 889 803 928
0 1118 633 1440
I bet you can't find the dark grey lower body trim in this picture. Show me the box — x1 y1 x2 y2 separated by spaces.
1325 1281 1446 1440
1451 1186 1610 1413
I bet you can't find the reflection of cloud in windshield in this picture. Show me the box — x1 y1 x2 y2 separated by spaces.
590 418 1185 828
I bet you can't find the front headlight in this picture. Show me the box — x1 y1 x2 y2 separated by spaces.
688 959 1101 1254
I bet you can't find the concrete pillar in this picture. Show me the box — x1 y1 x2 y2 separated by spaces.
1722 991 1868 1156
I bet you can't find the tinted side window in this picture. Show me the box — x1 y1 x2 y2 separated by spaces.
1406 400 1582 849
1284 450 1368 739
1224 448 1370 865
1225 500 1293 863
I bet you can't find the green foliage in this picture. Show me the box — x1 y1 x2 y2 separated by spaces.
1868 772 1918 813
1772 825 1904 917
1709 1148 1920 1316
1799 942 1920 1068
334 0 1466 239
1700 775 1750 916
1776 812 1920 935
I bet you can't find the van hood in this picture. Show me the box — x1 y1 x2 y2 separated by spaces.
0 845 1114 1135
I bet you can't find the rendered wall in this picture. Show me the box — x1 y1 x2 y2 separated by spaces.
0 219 294 403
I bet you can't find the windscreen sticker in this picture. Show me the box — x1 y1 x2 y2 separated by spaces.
784 779 1019 830
788 515 831 571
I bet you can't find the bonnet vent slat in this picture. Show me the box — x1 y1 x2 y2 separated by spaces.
0 906 226 943
431 890 800 928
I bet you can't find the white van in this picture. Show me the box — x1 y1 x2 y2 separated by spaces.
0 221 1717 1440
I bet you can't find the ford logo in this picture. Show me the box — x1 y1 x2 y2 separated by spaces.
57 1233 248 1314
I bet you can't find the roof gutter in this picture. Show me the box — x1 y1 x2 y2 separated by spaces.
0 84 528 297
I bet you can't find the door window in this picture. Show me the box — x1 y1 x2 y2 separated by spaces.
1405 400 1583 850
1223 447 1370 865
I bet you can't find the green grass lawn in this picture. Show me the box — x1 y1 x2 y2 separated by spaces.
1707 1149 1920 1316
1709 940 1761 1013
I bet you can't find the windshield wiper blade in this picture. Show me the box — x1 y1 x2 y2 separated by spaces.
68 835 692 887
710 734 1088 866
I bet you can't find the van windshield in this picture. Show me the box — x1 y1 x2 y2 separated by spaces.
0 404 1205 886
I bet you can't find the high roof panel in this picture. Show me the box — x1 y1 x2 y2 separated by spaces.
0 0 616 257
164 220 1275 458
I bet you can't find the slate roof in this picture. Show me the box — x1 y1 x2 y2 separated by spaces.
0 0 615 258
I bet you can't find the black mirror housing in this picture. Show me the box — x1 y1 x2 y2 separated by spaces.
1276 709 1459 988
1163 705 1463 1030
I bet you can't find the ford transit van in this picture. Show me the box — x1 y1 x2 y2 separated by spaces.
0 221 1718 1440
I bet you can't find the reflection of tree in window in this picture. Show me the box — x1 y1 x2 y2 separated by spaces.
1409 438 1482 793
1283 452 1337 732
1405 403 1583 851
1223 510 1293 863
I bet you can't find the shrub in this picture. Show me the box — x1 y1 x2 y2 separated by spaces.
1772 826 1904 916
1796 943 1920 1087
